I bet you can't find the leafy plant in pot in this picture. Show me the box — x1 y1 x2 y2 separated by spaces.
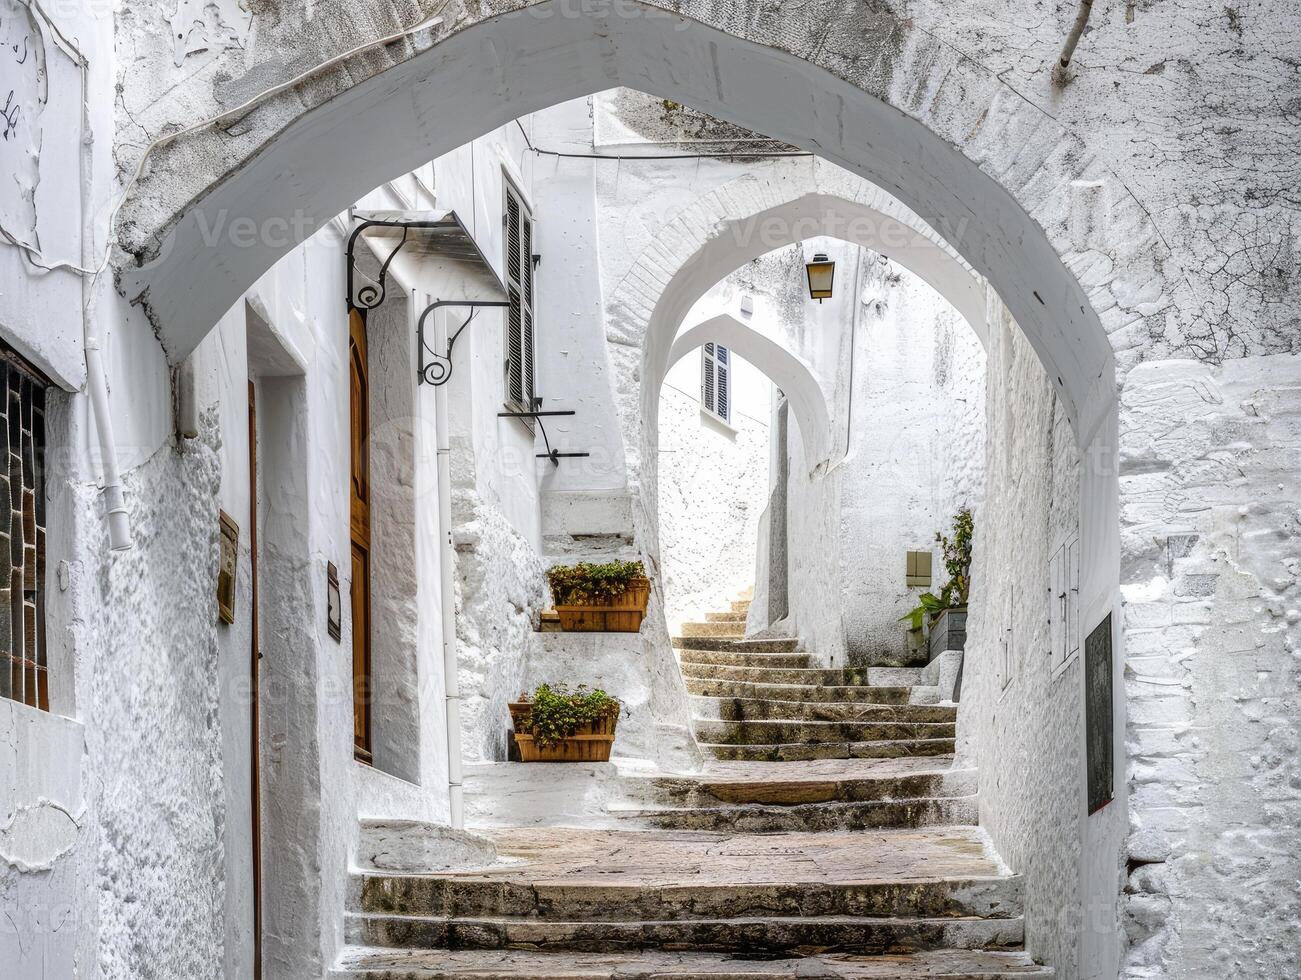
901 507 974 656
546 560 650 632
509 684 623 762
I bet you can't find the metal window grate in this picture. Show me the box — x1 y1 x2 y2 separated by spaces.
0 351 48 711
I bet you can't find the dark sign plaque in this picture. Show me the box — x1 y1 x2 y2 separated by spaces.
1085 613 1114 814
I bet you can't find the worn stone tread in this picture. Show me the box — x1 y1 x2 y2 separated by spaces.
679 651 815 669
683 680 913 704
333 947 1053 978
614 795 979 833
688 697 955 723
352 910 1024 955
673 637 802 653
693 719 957 746
680 664 870 685
701 739 957 762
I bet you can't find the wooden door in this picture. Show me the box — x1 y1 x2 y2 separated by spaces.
247 381 263 980
349 310 374 764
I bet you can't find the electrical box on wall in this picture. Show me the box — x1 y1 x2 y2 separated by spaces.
905 550 933 586
1049 532 1081 674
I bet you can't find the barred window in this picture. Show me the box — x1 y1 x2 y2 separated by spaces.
503 180 536 424
0 346 48 711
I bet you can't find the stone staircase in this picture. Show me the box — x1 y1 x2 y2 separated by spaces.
676 598 958 763
332 594 1048 979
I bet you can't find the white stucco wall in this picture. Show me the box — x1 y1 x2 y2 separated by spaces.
837 253 986 662
657 347 769 629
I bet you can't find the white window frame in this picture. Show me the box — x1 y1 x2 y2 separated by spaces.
502 176 536 428
700 342 731 425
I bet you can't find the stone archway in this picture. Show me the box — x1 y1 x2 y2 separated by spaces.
112 5 1160 975
119 0 1158 453
668 313 834 467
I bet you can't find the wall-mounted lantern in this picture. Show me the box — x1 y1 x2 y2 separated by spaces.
805 252 835 302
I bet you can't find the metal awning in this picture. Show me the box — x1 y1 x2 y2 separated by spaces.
346 210 508 312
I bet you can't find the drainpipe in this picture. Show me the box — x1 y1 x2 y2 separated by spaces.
1054 0 1094 82
432 311 464 829
84 335 134 551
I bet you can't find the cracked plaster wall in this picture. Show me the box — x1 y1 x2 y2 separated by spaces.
957 290 1096 980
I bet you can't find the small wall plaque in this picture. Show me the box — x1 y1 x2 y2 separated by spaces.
217 511 239 625
1086 612 1115 814
327 562 342 642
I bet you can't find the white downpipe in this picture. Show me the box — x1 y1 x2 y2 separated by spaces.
84 336 133 551
433 310 464 828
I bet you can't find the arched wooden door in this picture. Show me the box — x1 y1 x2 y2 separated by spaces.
349 309 373 764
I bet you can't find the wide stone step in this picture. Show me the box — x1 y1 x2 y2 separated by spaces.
730 599 752 614
678 650 813 669
693 719 957 746
617 795 979 833
679 621 747 638
683 678 913 704
350 911 1023 956
359 873 1020 922
680 664 869 685
701 738 957 762
331 947 1055 979
705 610 748 623
627 759 976 808
673 636 800 653
690 696 955 723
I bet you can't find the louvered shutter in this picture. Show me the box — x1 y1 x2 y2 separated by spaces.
700 343 731 424
715 345 730 423
503 183 536 420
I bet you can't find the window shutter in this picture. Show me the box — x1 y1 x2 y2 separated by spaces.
715 345 730 423
503 183 536 420
700 343 730 423
701 346 716 413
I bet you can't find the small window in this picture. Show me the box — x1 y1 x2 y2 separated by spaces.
0 345 49 711
905 550 932 587
701 343 731 424
503 180 536 424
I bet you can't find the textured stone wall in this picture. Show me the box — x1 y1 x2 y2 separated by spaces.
958 293 1088 978
453 490 546 762
657 355 769 628
1118 354 1301 979
838 254 986 662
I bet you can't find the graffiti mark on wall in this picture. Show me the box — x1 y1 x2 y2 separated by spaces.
0 1 48 236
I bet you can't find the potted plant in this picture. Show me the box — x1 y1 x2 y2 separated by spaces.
546 560 650 632
900 507 974 659
509 684 623 763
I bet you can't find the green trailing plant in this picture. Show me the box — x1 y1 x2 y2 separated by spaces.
546 560 646 606
515 684 622 748
900 507 975 630
937 506 974 608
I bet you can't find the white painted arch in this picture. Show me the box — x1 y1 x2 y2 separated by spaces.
668 314 833 466
119 0 1159 448
605 167 993 482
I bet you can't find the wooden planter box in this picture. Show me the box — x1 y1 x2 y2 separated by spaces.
554 577 650 633
509 702 618 763
928 606 968 660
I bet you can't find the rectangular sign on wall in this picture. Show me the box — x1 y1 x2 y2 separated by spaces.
1086 613 1114 814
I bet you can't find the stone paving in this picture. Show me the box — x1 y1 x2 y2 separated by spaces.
335 598 1049 978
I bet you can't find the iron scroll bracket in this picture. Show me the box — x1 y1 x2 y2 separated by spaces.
346 218 429 312
416 299 511 387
